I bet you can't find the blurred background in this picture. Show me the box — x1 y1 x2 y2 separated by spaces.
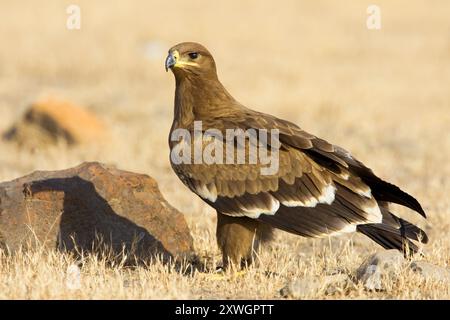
0 1 449 250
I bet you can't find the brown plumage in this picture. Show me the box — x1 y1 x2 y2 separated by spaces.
165 42 428 269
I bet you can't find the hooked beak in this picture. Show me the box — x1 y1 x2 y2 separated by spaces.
165 52 176 71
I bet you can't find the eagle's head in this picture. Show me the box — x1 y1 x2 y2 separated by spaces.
165 42 217 80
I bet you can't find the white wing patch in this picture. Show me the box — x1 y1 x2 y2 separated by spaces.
241 196 281 218
317 185 337 205
326 223 357 237
194 182 218 202
363 203 383 223
281 184 336 208
220 195 281 219
359 188 372 198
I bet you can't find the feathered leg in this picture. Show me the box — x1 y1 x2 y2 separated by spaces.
216 211 273 270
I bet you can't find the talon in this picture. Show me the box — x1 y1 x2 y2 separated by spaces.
204 270 227 281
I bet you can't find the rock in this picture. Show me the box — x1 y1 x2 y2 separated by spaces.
324 274 353 295
410 261 450 283
3 96 108 147
356 250 405 291
280 274 351 298
280 278 321 299
0 162 194 263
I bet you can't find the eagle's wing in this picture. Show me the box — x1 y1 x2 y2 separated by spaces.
244 113 426 216
171 111 427 250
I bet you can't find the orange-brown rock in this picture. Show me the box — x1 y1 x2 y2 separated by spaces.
0 162 194 263
3 97 108 146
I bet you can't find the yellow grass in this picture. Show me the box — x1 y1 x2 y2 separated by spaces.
0 0 449 299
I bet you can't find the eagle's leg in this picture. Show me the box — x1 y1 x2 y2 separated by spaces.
216 211 273 270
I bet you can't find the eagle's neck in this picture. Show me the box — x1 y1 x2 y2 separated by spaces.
172 75 237 129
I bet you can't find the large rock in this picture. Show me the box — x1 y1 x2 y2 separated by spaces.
3 96 108 147
0 162 194 263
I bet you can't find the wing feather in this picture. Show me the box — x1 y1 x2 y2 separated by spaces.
170 110 426 253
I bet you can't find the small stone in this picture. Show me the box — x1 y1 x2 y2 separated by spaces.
324 274 352 295
280 277 321 299
356 250 405 291
281 274 351 298
410 261 450 283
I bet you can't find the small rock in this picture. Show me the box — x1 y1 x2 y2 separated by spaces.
280 277 321 299
324 274 352 295
356 250 405 291
410 261 450 283
281 274 351 298
0 162 194 263
3 96 108 147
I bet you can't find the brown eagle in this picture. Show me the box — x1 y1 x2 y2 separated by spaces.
165 42 428 269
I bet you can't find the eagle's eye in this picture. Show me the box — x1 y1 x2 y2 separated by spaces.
188 52 199 59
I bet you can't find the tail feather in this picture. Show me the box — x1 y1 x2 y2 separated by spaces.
379 204 429 244
351 164 426 218
357 222 426 256
395 216 429 243
368 178 426 218
307 146 427 217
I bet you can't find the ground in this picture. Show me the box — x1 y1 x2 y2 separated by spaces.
0 0 449 299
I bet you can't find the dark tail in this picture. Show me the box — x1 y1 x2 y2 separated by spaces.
357 220 428 257
364 177 426 218
349 162 427 218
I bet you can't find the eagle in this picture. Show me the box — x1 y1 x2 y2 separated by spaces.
165 42 428 269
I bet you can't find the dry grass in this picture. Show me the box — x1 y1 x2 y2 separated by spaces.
0 0 449 299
